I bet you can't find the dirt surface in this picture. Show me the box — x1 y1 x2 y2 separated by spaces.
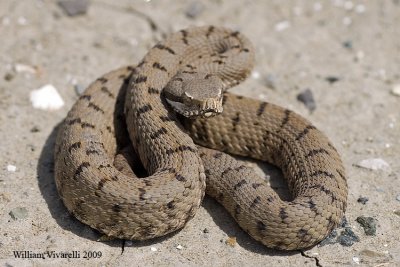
1 0 399 266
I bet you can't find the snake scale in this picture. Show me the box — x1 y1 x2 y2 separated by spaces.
54 26 347 250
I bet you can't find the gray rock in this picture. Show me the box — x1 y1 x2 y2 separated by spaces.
357 196 369 204
342 40 353 49
74 84 86 95
9 207 28 220
337 227 360 247
58 0 89 17
356 216 377 236
263 74 276 89
355 158 390 171
319 229 338 246
185 1 204 18
325 76 340 84
296 88 316 112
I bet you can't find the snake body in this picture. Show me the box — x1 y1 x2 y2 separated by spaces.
54 26 347 250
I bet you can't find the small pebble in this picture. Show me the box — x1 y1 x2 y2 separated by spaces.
357 196 369 205
4 73 14 81
356 216 377 236
356 50 365 60
30 126 40 133
7 165 17 172
337 227 360 247
150 247 158 252
263 74 276 89
296 89 316 112
17 16 28 25
9 207 28 220
396 194 400 202
325 76 340 84
225 237 236 247
355 158 390 171
58 0 89 16
251 71 260 79
203 228 209 233
355 4 366 13
14 63 37 74
274 21 290 32
176 244 183 250
313 2 322 11
375 187 385 193
391 84 400 96
343 1 354 10
30 84 65 111
352 256 360 264
342 40 352 49
342 17 352 26
74 84 86 95
185 1 204 18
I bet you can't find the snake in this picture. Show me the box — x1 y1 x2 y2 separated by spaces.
54 26 347 250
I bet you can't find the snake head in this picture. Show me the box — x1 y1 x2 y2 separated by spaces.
164 71 224 118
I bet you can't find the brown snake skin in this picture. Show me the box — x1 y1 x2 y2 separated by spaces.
54 26 347 250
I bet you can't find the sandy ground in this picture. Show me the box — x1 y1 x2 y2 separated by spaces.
0 0 399 266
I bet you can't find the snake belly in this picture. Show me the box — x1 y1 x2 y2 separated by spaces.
54 26 347 250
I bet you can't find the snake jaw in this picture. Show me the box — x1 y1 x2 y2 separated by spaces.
165 97 223 118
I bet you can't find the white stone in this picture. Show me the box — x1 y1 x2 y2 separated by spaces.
344 1 354 10
251 71 260 79
352 256 360 264
355 4 366 13
7 165 17 172
342 17 352 26
274 21 290 32
30 84 65 110
313 2 322 11
355 158 390 171
391 84 400 96
14 63 37 74
150 247 157 252
176 244 183 250
356 50 365 60
17 16 28 25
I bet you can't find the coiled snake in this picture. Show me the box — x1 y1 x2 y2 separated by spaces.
54 26 347 250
